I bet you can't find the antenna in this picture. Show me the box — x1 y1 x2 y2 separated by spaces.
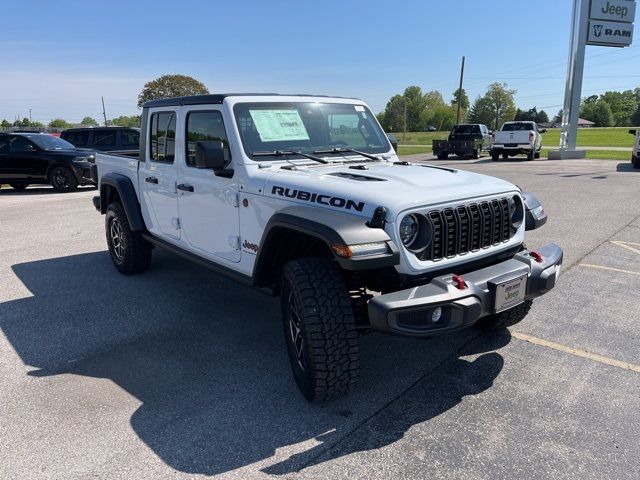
101 96 108 126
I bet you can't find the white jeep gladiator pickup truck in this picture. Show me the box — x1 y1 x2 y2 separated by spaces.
491 121 546 161
91 94 562 402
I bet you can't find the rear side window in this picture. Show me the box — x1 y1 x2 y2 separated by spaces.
93 130 116 146
121 130 140 146
185 111 230 167
0 137 9 154
150 112 176 163
63 131 89 147
9 136 36 153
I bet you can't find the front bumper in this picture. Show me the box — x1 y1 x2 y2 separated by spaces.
368 243 563 337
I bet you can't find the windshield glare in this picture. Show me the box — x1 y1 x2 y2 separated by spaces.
233 102 390 159
27 134 76 150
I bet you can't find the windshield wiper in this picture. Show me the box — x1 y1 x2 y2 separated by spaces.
251 150 330 164
313 147 382 162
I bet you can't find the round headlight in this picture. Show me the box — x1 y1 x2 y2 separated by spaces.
399 214 419 247
509 195 524 229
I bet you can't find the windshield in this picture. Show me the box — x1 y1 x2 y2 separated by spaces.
233 102 390 159
502 123 534 132
26 134 76 150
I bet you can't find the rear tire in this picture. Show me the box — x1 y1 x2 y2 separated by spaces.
476 300 533 330
49 166 78 193
280 257 359 402
105 202 152 275
502 153 509 160
534 150 541 159
437 153 448 160
633 155 640 169
491 151 500 161
9 183 28 191
527 150 535 161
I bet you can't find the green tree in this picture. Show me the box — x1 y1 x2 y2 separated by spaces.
137 74 209 108
451 88 470 109
600 90 637 126
379 94 406 132
552 109 563 125
110 115 141 128
48 118 70 129
483 83 517 130
581 99 613 127
1 119 10 128
536 110 549 124
31 121 44 129
81 116 98 126
421 104 457 131
467 95 494 126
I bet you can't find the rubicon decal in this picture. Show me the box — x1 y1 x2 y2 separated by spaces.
271 186 365 212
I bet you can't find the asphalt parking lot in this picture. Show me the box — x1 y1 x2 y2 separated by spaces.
1 157 639 480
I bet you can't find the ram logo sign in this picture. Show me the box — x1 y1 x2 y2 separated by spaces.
587 20 634 46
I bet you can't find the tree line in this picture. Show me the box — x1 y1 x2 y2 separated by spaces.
378 83 640 132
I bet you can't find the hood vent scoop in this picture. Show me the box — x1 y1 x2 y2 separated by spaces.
328 172 386 182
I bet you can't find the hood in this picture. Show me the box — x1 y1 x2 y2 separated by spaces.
259 161 519 220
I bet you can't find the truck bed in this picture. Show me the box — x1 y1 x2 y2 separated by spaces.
95 151 140 193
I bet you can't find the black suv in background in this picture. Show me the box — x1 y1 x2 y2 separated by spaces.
0 133 96 192
61 127 139 152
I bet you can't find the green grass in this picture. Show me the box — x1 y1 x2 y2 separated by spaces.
393 127 637 148
398 145 433 155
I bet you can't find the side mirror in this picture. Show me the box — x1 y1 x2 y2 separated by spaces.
195 141 227 169
387 134 398 153
629 129 637 135
539 128 547 134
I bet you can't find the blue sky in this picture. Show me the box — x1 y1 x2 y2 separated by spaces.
2 0 639 124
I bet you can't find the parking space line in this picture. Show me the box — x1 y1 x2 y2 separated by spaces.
510 331 640 374
611 240 640 256
580 263 640 276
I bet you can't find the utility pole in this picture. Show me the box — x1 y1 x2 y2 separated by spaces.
101 96 108 126
29 109 32 124
456 56 465 126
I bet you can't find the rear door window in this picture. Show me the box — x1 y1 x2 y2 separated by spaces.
9 136 36 153
0 137 9 154
149 112 176 163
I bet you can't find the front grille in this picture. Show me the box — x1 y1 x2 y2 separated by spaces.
416 197 513 262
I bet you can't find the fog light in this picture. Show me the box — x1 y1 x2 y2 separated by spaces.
431 307 442 324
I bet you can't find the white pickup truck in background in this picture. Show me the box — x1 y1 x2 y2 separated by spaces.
491 121 546 161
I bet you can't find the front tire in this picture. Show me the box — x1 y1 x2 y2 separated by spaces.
491 151 500 161
633 155 640 169
476 300 533 330
105 202 152 274
49 166 78 193
502 153 509 160
280 257 359 402
437 153 448 160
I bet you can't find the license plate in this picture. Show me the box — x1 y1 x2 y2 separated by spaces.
494 275 527 312
505 143 518 147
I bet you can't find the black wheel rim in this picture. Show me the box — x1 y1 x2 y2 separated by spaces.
110 218 124 261
288 292 305 371
53 169 72 189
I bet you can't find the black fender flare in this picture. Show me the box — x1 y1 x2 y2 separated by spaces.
522 191 547 230
99 173 146 232
252 206 399 285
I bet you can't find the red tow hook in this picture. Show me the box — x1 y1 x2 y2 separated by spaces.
452 274 467 290
530 251 544 263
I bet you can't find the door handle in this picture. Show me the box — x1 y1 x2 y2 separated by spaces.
145 176 158 184
177 183 194 192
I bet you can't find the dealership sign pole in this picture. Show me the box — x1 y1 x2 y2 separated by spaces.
550 0 636 159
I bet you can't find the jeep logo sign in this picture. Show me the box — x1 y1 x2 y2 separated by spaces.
590 0 636 23
587 20 634 46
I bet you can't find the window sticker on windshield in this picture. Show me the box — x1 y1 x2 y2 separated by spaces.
354 105 365 112
249 109 310 142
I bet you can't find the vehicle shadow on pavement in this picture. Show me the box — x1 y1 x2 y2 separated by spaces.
616 162 640 172
3 251 508 476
